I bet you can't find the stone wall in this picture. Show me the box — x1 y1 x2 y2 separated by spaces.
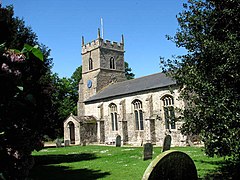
84 86 186 146
79 36 125 113
63 115 81 145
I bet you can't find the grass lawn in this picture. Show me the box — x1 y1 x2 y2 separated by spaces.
29 145 225 180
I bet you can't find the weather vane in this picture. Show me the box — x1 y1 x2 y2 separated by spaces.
101 17 104 39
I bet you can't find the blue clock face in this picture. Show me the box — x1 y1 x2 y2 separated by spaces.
87 80 92 88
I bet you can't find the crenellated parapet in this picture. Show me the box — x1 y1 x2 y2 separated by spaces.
81 38 102 54
101 39 124 51
82 34 124 54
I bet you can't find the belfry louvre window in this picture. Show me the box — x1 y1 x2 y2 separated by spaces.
110 57 115 69
162 95 176 129
89 58 93 70
133 100 144 130
109 103 118 131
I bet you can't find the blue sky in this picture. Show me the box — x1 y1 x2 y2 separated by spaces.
2 0 187 78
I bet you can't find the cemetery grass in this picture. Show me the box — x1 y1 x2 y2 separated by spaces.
29 145 225 180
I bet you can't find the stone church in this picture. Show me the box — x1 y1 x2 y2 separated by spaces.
64 30 186 146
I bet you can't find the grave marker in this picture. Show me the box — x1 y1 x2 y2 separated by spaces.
143 143 153 160
55 139 62 148
82 140 86 146
116 135 121 147
64 140 70 147
142 150 198 180
162 135 171 152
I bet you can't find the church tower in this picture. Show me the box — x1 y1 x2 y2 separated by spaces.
78 29 126 116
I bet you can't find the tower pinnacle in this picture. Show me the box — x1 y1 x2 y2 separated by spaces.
98 28 101 39
82 36 85 46
121 34 124 45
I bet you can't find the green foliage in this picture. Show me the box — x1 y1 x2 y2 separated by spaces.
0 43 48 180
53 76 78 118
0 5 56 179
70 65 82 113
51 66 82 136
125 62 135 80
71 65 82 85
21 44 44 61
162 0 240 159
0 5 38 49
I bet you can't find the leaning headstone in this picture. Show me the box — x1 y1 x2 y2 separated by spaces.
55 139 62 148
82 140 86 146
142 150 198 180
64 140 70 147
116 135 121 147
162 135 171 152
143 143 153 160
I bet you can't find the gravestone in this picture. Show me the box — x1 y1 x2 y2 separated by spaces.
143 143 153 160
64 140 70 147
162 135 171 152
55 139 62 148
116 135 121 147
142 150 198 180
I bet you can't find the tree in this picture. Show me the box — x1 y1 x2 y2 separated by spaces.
51 66 82 136
71 65 82 86
125 62 135 80
56 66 82 117
70 65 82 113
53 76 77 119
0 5 56 179
162 0 240 159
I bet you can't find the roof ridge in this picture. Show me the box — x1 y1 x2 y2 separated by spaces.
85 72 176 103
106 72 165 87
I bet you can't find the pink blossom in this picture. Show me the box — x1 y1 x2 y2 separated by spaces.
3 50 26 62
14 70 21 76
1 63 11 73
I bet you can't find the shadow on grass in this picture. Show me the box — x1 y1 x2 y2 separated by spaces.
34 153 98 165
30 153 110 179
29 165 110 180
195 159 226 166
197 160 240 180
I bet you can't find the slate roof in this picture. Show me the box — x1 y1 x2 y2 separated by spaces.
85 72 176 103
71 115 97 124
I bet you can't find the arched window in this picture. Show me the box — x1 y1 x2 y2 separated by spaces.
132 99 144 130
89 58 93 70
110 57 115 69
162 95 175 129
109 103 118 131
